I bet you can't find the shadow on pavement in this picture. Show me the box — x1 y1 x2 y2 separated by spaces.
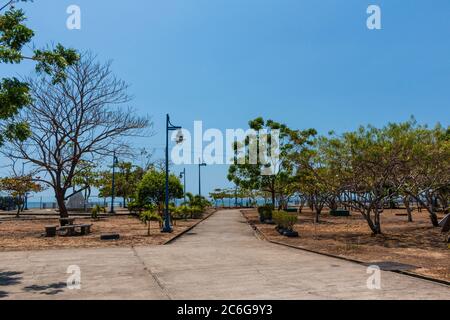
0 271 23 287
24 282 66 295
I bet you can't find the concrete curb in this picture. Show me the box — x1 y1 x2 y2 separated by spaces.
163 209 218 245
241 210 450 288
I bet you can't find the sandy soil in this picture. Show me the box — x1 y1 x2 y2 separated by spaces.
242 209 450 282
0 212 213 252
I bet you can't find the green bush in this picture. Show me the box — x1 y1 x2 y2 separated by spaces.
140 209 163 236
258 204 274 221
127 200 144 216
190 205 204 219
171 205 189 221
273 211 298 231
91 205 106 220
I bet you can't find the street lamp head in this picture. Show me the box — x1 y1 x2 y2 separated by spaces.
175 129 184 144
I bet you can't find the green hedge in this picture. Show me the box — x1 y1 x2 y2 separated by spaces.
273 211 298 231
258 205 274 221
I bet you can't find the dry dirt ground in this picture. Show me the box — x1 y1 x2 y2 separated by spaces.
242 209 450 282
0 212 213 252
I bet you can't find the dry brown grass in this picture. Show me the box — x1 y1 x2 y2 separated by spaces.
0 213 212 252
243 208 450 282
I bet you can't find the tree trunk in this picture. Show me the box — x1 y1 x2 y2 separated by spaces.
16 199 23 218
314 209 321 224
411 194 439 227
83 189 88 212
56 190 69 219
329 199 338 211
440 196 449 215
374 211 382 235
426 198 440 227
365 210 382 235
404 197 413 223
429 211 440 227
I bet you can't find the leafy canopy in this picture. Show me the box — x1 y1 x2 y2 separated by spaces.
0 1 79 146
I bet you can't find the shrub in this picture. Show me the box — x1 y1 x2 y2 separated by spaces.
140 209 163 236
183 193 211 211
180 205 192 219
273 211 298 231
171 205 189 221
127 200 144 216
258 204 274 222
190 205 204 219
91 205 106 220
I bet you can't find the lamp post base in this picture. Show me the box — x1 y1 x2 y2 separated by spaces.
161 227 173 233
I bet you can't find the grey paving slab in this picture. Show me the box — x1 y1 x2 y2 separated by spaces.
0 210 449 300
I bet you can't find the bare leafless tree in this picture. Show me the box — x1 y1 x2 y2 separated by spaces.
1 52 151 218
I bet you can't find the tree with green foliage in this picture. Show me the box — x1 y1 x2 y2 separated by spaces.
183 192 211 210
227 117 315 208
99 162 146 208
0 0 79 146
389 120 450 227
1 53 150 218
140 207 163 236
136 168 183 213
335 123 416 235
0 174 42 217
291 135 347 223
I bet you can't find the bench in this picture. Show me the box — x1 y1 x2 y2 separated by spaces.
101 233 120 241
60 224 93 236
330 210 351 217
45 225 58 237
59 218 76 226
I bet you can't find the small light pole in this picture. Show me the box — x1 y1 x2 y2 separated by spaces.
163 114 183 233
198 160 207 198
21 162 29 210
179 168 186 204
110 151 119 214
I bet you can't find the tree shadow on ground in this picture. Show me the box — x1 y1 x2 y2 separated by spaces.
0 291 8 298
23 282 66 295
0 271 23 287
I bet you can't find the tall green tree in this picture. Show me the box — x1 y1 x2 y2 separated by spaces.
336 123 418 234
136 168 183 213
227 117 315 208
0 0 78 145
390 121 450 227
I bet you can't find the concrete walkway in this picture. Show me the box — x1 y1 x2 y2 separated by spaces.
0 210 449 300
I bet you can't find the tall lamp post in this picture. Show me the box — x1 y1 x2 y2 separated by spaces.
110 151 119 214
163 114 183 233
179 168 186 204
198 160 207 198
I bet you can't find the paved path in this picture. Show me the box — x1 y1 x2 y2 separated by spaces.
0 210 449 300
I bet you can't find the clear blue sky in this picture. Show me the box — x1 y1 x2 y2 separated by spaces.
1 0 449 200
